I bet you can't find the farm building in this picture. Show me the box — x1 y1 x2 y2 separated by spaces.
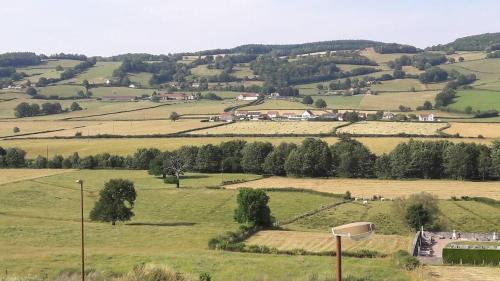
247 112 262 120
419 113 435 122
235 110 248 117
301 110 316 119
219 113 234 122
159 93 187 101
320 112 338 120
267 111 280 118
237 93 260 101
382 112 395 120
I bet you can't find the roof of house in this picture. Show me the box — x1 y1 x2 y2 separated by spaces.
303 110 315 115
267 111 279 115
419 113 433 117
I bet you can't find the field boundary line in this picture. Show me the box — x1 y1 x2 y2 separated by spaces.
0 169 75 186
279 200 351 226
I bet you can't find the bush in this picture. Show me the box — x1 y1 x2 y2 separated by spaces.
443 247 500 265
396 250 419 270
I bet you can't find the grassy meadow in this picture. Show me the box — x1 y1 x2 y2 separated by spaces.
0 169 412 280
447 90 500 112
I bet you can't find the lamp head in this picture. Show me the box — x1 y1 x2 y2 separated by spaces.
76 179 83 184
332 222 375 241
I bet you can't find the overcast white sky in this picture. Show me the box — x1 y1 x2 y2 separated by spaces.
1 0 499 56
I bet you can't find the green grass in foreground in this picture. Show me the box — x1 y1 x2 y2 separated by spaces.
447 90 500 112
0 169 411 280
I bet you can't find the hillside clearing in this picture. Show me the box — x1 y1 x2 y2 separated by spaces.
224 176 500 200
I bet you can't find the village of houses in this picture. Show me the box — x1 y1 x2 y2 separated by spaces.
100 90 436 123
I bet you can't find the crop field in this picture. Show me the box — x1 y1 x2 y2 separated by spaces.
2 137 494 158
0 169 73 185
9 119 216 138
246 231 411 254
423 265 500 281
0 169 411 280
444 122 500 138
337 121 447 136
359 91 439 110
189 121 347 135
446 90 500 112
224 176 500 200
0 120 100 138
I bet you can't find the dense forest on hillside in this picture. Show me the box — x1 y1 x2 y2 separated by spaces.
428 32 500 51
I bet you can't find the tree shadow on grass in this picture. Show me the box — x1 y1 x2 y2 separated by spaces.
126 222 196 227
181 175 210 180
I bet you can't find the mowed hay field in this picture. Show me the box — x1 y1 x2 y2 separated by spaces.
10 119 215 138
0 120 97 138
0 169 73 185
2 137 495 158
189 121 347 135
337 121 447 136
444 122 500 138
246 231 410 254
0 169 411 280
224 177 500 200
423 265 500 281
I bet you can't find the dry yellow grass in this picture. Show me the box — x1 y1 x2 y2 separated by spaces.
1 137 495 158
246 230 411 254
11 119 213 138
0 169 73 185
224 176 500 200
444 122 500 138
360 91 439 110
0 120 98 138
337 121 447 136
189 121 347 135
422 265 500 281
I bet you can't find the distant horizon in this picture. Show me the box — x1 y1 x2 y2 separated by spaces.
2 0 500 56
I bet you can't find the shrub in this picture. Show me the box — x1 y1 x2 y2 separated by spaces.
396 250 419 270
443 247 500 265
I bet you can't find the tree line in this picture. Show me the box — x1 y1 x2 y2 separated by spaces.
2 138 500 181
13 101 81 118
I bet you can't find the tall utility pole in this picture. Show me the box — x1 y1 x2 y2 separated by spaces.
76 179 85 281
336 236 342 281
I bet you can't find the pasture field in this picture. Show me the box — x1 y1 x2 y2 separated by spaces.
359 91 438 110
0 120 98 138
309 95 363 109
190 64 223 77
285 200 500 235
336 121 447 136
189 121 347 135
58 61 121 84
246 231 411 254
232 65 256 79
90 86 156 98
0 169 410 280
0 169 73 185
240 99 312 110
444 122 500 138
16 59 81 83
360 48 415 64
38 84 87 97
128 72 153 86
1 137 495 158
76 100 246 120
423 265 500 281
441 58 500 89
224 176 500 200
446 51 486 62
370 79 427 92
8 119 216 138
446 90 500 112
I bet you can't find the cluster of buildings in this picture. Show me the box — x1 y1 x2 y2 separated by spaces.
211 110 340 122
101 92 200 102
382 112 435 122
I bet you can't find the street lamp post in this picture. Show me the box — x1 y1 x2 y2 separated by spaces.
76 179 85 281
331 222 375 281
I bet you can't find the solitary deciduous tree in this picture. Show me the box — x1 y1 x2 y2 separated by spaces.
163 152 187 188
90 179 137 225
170 111 180 121
234 188 273 227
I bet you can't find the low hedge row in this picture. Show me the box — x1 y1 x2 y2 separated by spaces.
443 248 500 265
